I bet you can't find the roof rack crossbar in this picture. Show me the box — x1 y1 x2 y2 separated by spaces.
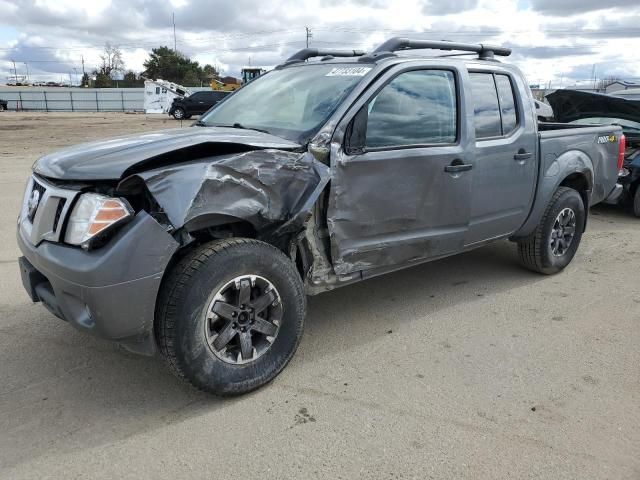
372 37 511 60
284 48 366 64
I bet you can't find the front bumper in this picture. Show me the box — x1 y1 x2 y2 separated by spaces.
17 211 179 355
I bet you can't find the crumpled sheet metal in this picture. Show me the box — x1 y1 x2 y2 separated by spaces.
135 149 330 237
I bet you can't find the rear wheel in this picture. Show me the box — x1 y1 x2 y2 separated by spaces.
517 187 585 274
156 238 306 396
0 104 5 111
172 107 185 120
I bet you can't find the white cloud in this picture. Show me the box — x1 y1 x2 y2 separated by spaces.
0 0 639 86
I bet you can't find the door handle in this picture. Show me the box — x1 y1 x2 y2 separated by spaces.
514 151 532 161
444 163 473 173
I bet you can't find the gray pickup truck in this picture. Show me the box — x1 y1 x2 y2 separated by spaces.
17 38 623 395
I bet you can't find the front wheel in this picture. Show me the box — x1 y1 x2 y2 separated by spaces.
156 238 306 396
517 187 585 274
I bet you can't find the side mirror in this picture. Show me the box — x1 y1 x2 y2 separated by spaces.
346 106 368 155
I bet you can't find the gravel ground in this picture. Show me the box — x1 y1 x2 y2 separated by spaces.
0 112 638 479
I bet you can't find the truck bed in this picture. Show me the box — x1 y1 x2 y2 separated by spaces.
538 122 621 205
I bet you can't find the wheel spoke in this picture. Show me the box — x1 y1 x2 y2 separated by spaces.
564 226 575 236
559 238 568 251
239 331 253 360
212 301 237 321
212 321 237 351
252 317 278 337
251 289 277 314
238 279 251 307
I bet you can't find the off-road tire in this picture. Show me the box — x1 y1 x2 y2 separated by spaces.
155 238 306 396
633 187 640 218
0 104 5 112
172 107 185 120
517 187 585 275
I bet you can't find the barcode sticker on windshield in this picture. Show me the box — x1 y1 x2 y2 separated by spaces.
325 67 371 77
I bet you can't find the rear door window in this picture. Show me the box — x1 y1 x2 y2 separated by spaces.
495 75 518 134
470 73 502 138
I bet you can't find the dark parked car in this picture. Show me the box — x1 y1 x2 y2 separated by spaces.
18 38 623 395
0 99 7 111
169 91 229 120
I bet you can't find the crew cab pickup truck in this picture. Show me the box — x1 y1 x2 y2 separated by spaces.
17 38 623 395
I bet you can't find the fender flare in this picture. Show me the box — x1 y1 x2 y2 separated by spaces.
513 149 593 239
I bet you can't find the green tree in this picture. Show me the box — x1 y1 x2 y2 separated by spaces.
121 70 144 87
142 46 218 86
93 72 112 88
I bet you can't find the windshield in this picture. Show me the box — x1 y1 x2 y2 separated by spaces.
570 117 640 132
199 64 372 143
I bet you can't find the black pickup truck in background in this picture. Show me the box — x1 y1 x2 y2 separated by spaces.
547 89 640 216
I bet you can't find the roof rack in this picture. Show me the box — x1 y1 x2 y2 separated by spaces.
282 48 366 65
361 37 511 61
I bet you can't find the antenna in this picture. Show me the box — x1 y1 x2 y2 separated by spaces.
305 26 313 48
172 12 177 52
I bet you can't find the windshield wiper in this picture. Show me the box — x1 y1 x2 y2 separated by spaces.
212 123 271 135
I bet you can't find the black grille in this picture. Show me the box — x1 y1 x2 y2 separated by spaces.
52 198 66 232
27 181 46 222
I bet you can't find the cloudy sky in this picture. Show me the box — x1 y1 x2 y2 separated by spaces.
0 0 639 87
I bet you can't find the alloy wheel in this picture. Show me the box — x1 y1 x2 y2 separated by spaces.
549 207 576 257
204 275 282 365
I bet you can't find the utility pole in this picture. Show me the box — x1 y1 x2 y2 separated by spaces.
305 26 312 48
81 55 86 86
24 62 29 83
11 59 18 84
173 12 177 52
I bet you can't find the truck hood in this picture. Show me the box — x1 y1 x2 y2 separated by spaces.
547 89 640 126
33 126 302 180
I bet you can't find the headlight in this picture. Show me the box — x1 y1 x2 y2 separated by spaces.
65 193 132 248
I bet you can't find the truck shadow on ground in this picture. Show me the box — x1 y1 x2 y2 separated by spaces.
1 239 546 470
303 239 546 361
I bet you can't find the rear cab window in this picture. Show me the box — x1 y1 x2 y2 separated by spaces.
470 72 519 139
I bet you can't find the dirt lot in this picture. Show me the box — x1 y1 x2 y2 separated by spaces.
1 112 639 479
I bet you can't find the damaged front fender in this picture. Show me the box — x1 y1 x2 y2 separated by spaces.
127 148 331 247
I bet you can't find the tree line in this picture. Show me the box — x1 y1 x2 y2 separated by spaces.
84 43 219 88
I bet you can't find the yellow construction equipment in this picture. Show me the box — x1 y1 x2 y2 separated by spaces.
210 78 240 92
211 67 266 91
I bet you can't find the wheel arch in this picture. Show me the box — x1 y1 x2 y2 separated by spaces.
513 150 594 239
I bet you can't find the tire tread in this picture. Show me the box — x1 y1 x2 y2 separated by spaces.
155 238 305 395
517 187 578 274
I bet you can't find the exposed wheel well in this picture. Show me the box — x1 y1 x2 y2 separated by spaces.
164 219 306 285
559 172 590 229
560 173 590 199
